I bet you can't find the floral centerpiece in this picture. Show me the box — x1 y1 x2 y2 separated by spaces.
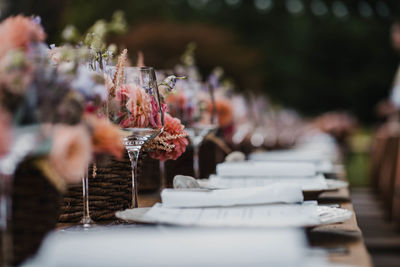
0 14 126 265
0 15 124 189
106 49 189 162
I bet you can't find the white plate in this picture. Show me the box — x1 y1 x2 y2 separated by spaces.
116 204 352 228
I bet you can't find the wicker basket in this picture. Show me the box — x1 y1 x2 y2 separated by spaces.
10 159 62 265
163 139 226 187
58 139 226 223
58 152 160 223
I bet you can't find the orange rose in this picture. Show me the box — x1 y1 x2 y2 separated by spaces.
49 124 92 184
85 115 124 159
209 98 233 128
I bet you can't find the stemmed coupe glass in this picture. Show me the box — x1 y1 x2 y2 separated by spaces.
165 78 217 179
107 67 164 207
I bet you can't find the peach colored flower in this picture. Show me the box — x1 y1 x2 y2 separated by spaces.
149 113 189 161
209 98 233 128
0 15 46 59
85 114 124 159
166 91 187 109
0 110 12 158
49 124 92 184
119 84 151 128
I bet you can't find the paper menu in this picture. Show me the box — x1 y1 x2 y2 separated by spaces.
141 203 321 227
161 183 303 208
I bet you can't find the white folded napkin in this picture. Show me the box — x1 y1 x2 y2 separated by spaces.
216 161 316 177
161 183 303 208
142 202 323 227
249 150 326 162
206 174 328 191
249 151 334 173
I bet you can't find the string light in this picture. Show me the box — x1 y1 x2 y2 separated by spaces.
376 1 390 18
225 0 241 7
310 0 328 17
254 0 273 12
359 1 373 18
332 1 348 19
286 0 303 15
183 0 392 22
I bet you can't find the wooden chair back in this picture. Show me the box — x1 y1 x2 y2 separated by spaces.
377 134 400 217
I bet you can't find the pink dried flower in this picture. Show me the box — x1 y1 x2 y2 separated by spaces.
119 84 151 128
149 96 162 128
149 113 188 161
0 15 46 60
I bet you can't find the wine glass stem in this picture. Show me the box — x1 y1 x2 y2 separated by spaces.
127 149 140 208
81 169 92 225
160 161 166 190
193 145 200 179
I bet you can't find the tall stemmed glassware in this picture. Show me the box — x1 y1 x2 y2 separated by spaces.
78 61 110 228
166 79 217 179
80 167 93 227
107 67 164 208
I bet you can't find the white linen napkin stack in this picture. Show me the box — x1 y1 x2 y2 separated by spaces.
216 161 317 177
161 183 304 208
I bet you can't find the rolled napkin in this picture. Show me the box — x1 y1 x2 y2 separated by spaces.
173 175 201 189
161 183 303 208
225 151 246 162
216 161 317 177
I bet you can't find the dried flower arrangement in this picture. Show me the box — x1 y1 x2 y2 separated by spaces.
107 50 189 161
0 15 124 190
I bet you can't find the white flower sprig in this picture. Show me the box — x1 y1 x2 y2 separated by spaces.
158 75 186 96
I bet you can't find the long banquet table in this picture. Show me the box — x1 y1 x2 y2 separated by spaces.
55 171 372 267
133 179 372 266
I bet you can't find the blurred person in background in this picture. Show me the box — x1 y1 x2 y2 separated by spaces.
388 17 400 120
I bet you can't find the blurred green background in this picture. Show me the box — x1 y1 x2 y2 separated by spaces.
3 0 400 124
3 0 399 186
